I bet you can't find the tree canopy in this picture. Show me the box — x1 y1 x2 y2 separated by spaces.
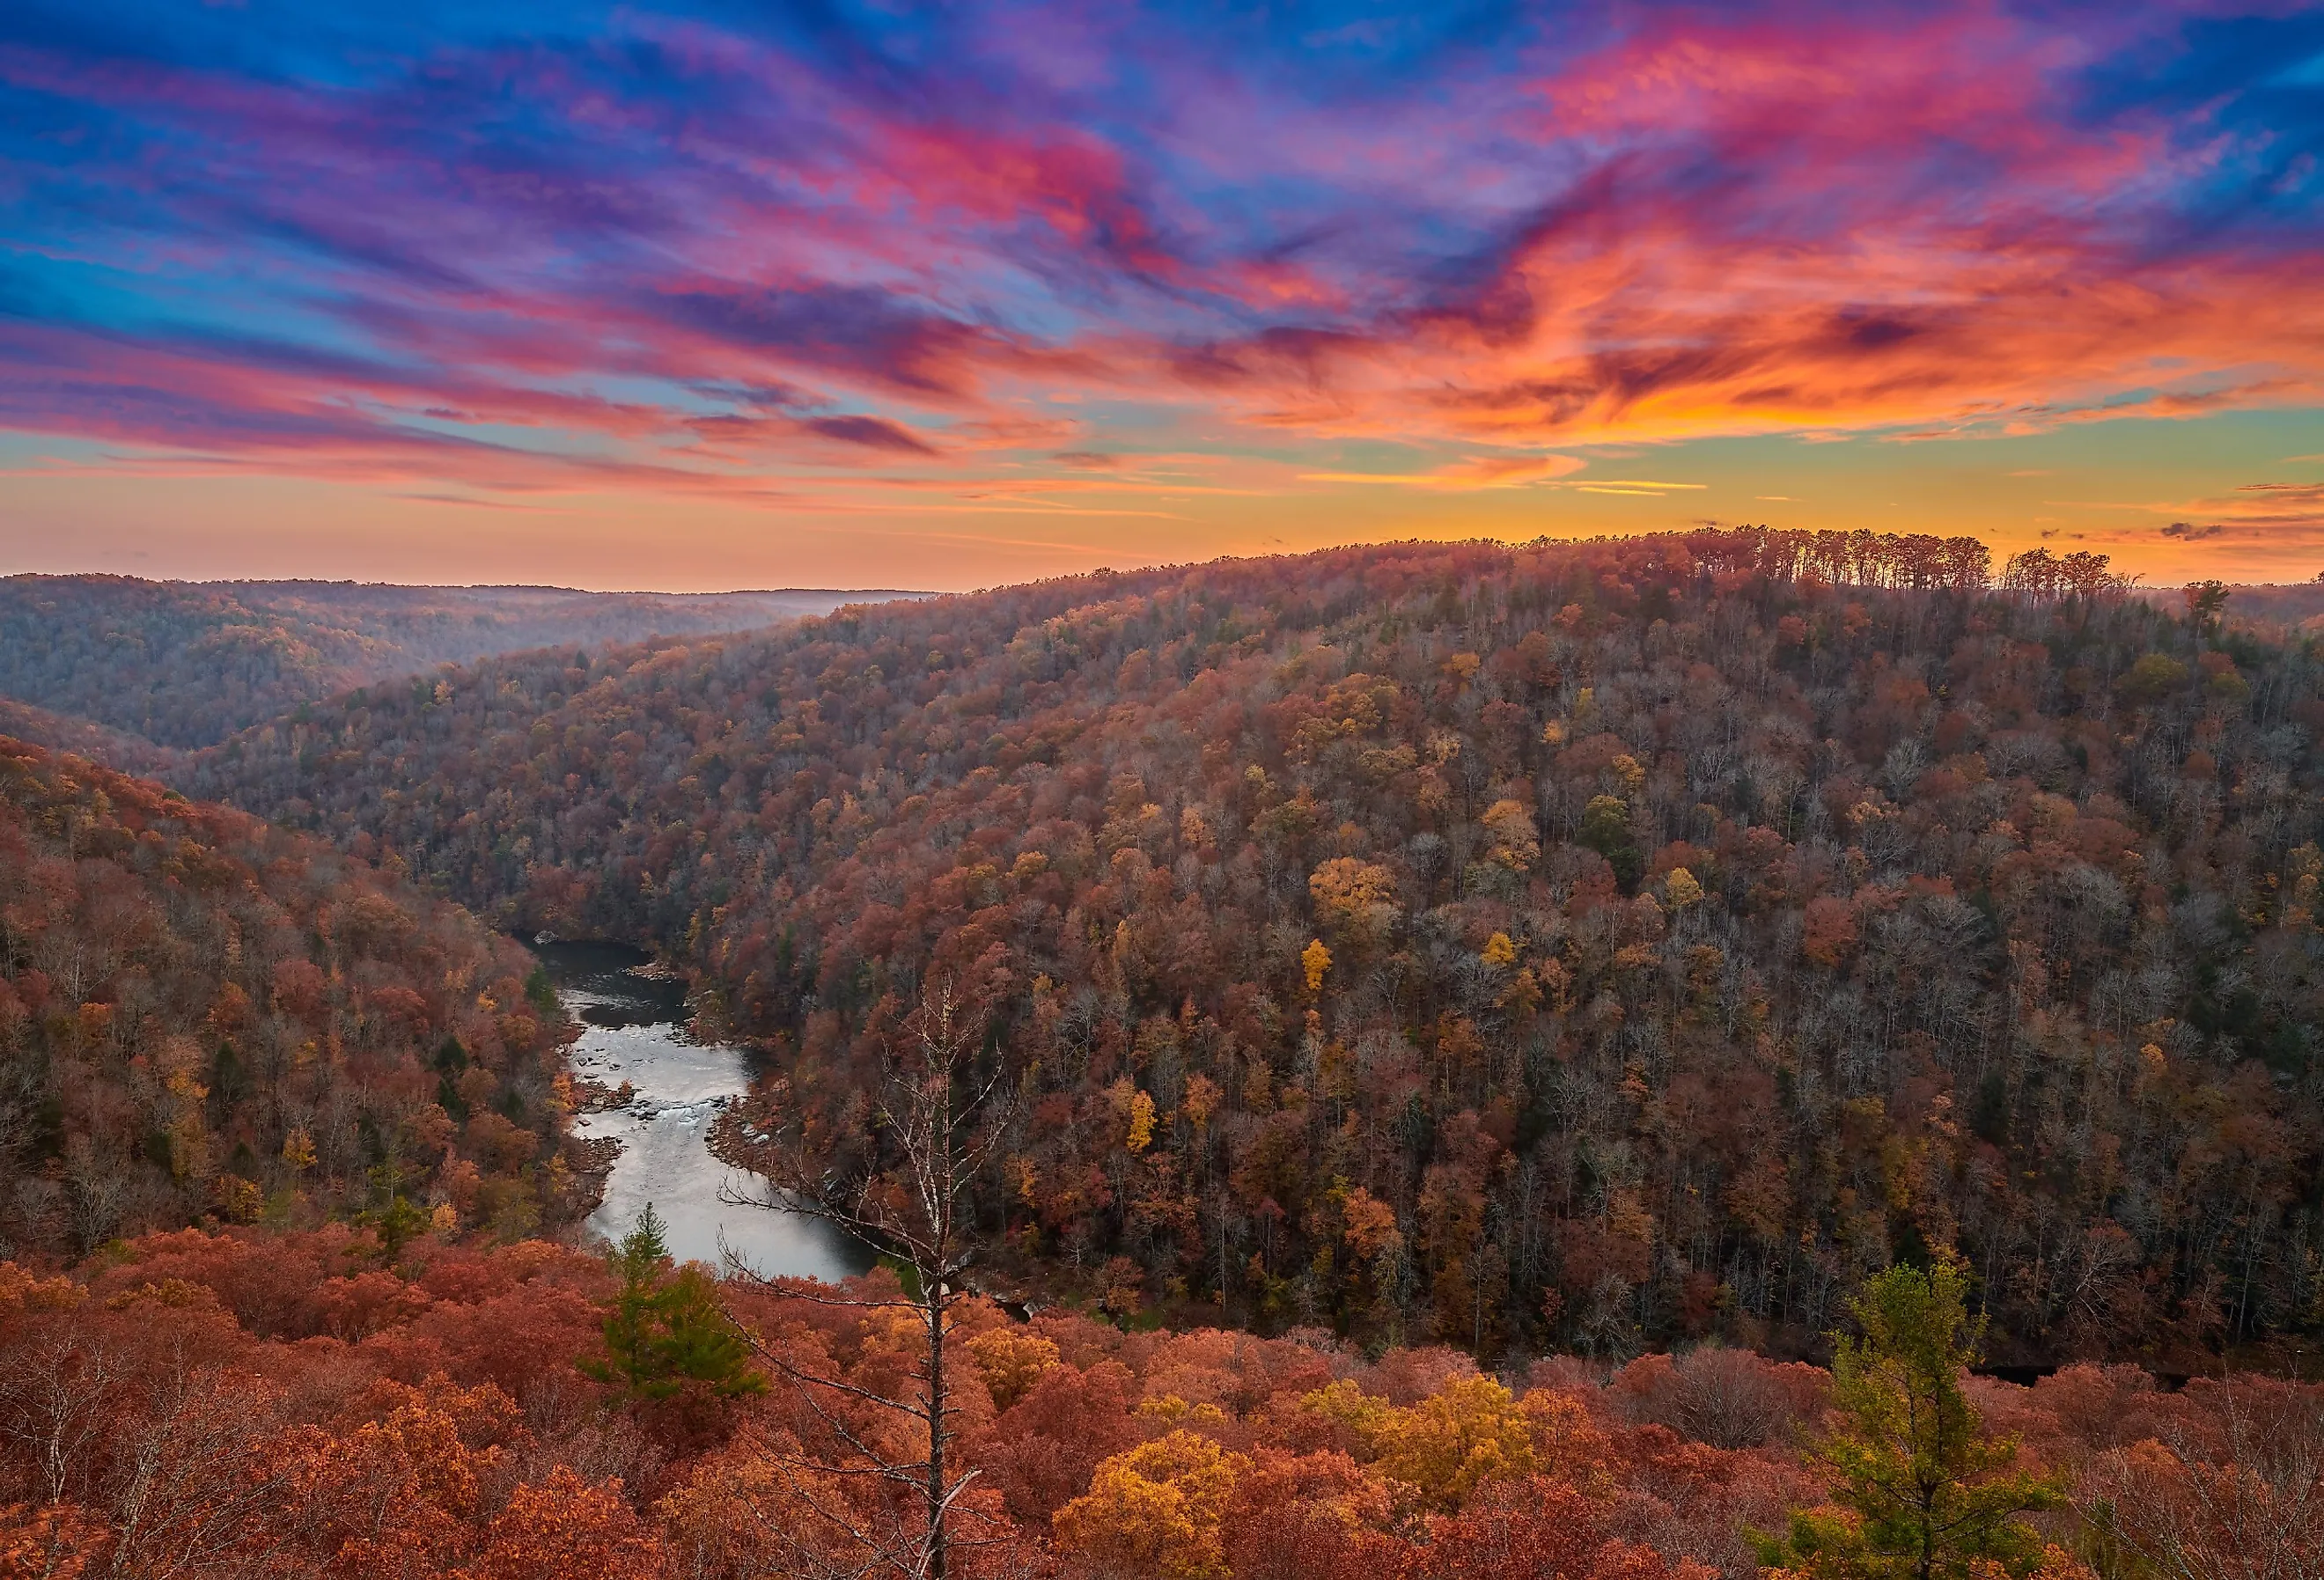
174 531 2324 1363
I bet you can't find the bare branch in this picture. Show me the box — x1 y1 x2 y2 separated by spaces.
724 974 1006 1580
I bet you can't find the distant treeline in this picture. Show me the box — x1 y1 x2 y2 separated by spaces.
0 575 924 748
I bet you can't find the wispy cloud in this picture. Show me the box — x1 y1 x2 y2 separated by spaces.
0 0 2318 535
1299 453 1585 489
1550 479 1711 498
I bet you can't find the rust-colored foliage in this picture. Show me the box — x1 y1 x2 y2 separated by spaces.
168 533 2324 1364
0 1503 107 1580
0 740 580 1260
3 1228 2317 1578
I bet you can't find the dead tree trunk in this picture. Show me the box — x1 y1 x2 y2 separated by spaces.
723 980 1009 1580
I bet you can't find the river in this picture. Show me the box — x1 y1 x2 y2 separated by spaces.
535 941 872 1282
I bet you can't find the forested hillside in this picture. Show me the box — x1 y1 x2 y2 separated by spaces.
0 739 580 1260
0 576 923 750
180 532 2324 1365
0 699 173 777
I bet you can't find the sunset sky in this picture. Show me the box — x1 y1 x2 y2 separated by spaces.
3 1 2320 592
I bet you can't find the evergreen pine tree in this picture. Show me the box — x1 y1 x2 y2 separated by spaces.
585 1203 762 1402
591 1202 671 1393
644 1265 762 1401
1759 1260 2058 1580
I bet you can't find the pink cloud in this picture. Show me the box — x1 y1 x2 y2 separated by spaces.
1 1 2317 525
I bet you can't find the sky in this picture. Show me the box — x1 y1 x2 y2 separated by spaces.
2 1 2321 592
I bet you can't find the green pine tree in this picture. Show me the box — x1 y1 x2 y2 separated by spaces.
525 964 561 1017
358 1162 431 1258
644 1264 762 1400
1758 1260 2059 1580
585 1204 763 1402
591 1202 672 1392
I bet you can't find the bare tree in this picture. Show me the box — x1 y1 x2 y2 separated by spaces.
721 979 1012 1580
2076 1374 2324 1580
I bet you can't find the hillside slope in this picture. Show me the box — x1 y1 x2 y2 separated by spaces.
0 575 925 749
0 696 174 776
179 533 2324 1363
0 739 578 1260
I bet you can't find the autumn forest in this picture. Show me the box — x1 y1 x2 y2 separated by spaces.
5 531 2324 1579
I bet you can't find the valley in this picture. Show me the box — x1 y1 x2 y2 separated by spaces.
4 534 2322 1578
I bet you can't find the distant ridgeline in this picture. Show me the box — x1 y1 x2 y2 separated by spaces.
0 737 583 1260
173 530 2324 1363
0 575 927 750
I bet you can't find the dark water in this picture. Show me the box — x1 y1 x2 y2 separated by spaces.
535 941 871 1282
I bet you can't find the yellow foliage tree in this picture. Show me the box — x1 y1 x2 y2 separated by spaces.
1299 1378 1395 1453
965 1326 1060 1411
1302 939 1332 995
1126 1090 1156 1154
1374 1376 1536 1511
1053 1429 1249 1580
1481 931 1518 967
1308 857 1399 945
